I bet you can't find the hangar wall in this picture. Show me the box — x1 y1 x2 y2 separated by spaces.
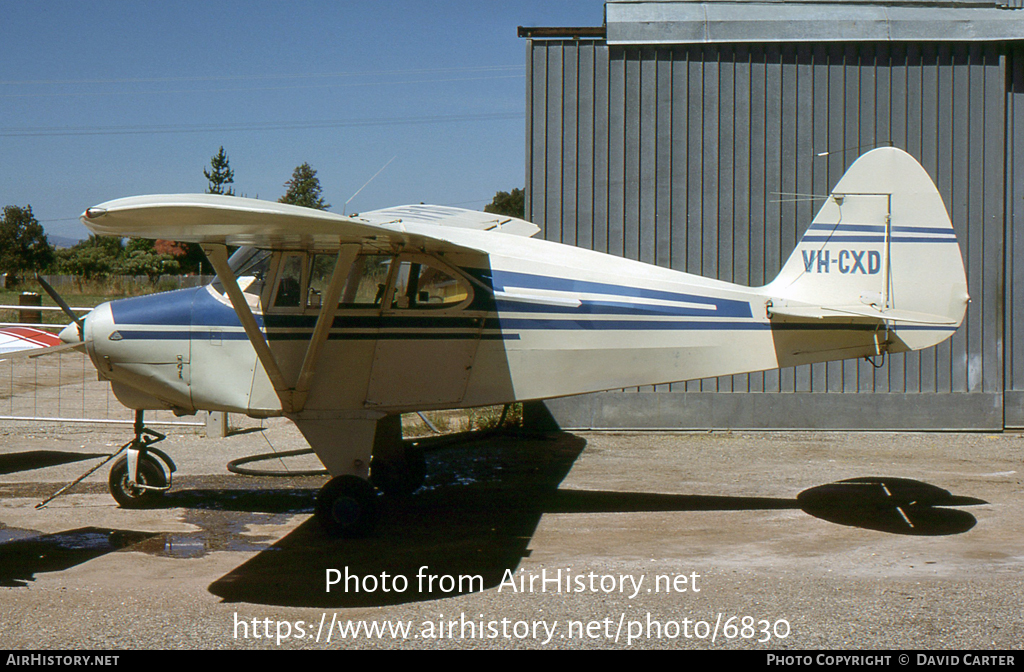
524 7 1024 429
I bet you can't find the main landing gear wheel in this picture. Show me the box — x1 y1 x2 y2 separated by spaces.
315 475 380 538
108 454 167 508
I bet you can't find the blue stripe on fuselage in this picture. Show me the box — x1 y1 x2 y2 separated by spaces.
109 286 257 331
109 287 199 327
482 269 753 318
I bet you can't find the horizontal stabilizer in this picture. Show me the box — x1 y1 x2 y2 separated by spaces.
769 304 958 325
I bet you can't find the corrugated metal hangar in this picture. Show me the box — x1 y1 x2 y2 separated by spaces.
521 0 1024 430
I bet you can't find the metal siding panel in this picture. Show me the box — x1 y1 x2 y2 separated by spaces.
733 45 752 289
809 43 832 392
670 47 690 275
595 45 610 255
529 43 546 231
624 49 642 263
703 46 721 281
640 47 659 266
751 47 774 393
562 45 579 248
609 50 626 258
719 49 735 284
656 48 675 271
718 48 736 391
887 44 909 395
856 44 879 392
684 46 704 392
982 44 1005 396
525 41 534 229
653 50 675 393
546 46 565 244
822 43 845 394
1010 49 1024 396
731 46 754 393
934 44 955 396
952 44 972 394
873 43 897 394
578 43 596 251
841 44 861 393
1007 49 1019 396
767 45 794 393
668 48 690 393
702 46 721 392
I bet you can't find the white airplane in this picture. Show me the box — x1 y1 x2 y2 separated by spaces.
46 146 966 537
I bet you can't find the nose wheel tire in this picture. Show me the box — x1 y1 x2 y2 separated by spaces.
108 454 167 508
315 475 379 538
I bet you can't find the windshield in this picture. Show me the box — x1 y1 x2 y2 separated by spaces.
210 247 271 296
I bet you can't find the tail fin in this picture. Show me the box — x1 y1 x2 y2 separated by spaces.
764 147 969 364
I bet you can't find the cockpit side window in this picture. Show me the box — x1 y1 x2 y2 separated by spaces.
306 254 338 310
339 254 393 309
258 250 470 314
390 258 471 310
272 253 304 308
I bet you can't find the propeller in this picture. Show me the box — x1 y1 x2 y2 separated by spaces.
35 273 85 340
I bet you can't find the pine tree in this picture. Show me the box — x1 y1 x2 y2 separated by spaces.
204 146 235 195
279 162 330 210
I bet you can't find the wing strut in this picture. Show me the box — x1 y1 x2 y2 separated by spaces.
202 243 295 413
291 244 358 412
203 243 361 415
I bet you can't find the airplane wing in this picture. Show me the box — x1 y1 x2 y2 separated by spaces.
80 194 534 252
0 326 79 361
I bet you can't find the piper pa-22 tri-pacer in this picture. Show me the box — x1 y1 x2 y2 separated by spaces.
49 147 966 536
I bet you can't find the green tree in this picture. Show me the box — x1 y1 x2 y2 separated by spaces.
204 146 235 195
0 205 54 282
53 235 124 280
279 162 330 210
484 188 525 219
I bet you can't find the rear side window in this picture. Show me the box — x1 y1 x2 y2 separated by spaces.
390 260 470 309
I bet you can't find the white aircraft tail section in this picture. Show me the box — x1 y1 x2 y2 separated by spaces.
764 147 969 361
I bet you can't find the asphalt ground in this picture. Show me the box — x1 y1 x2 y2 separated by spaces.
0 418 1021 650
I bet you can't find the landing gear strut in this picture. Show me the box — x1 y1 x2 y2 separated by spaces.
107 410 176 508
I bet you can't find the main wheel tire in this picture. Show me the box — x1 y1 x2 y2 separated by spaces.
315 475 379 538
108 454 167 509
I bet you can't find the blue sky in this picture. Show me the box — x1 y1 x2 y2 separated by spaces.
1 1 606 242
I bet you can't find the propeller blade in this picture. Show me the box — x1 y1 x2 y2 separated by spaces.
35 274 84 334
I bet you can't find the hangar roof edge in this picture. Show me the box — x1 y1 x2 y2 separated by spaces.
602 2 1024 43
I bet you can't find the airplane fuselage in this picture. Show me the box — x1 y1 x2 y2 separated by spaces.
82 227 935 419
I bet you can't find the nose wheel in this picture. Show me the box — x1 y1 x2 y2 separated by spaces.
107 410 176 508
108 453 168 508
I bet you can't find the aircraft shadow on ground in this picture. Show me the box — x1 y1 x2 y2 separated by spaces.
206 432 986 608
0 450 109 475
0 527 156 587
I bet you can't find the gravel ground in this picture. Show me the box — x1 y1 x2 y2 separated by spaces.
0 419 1021 650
